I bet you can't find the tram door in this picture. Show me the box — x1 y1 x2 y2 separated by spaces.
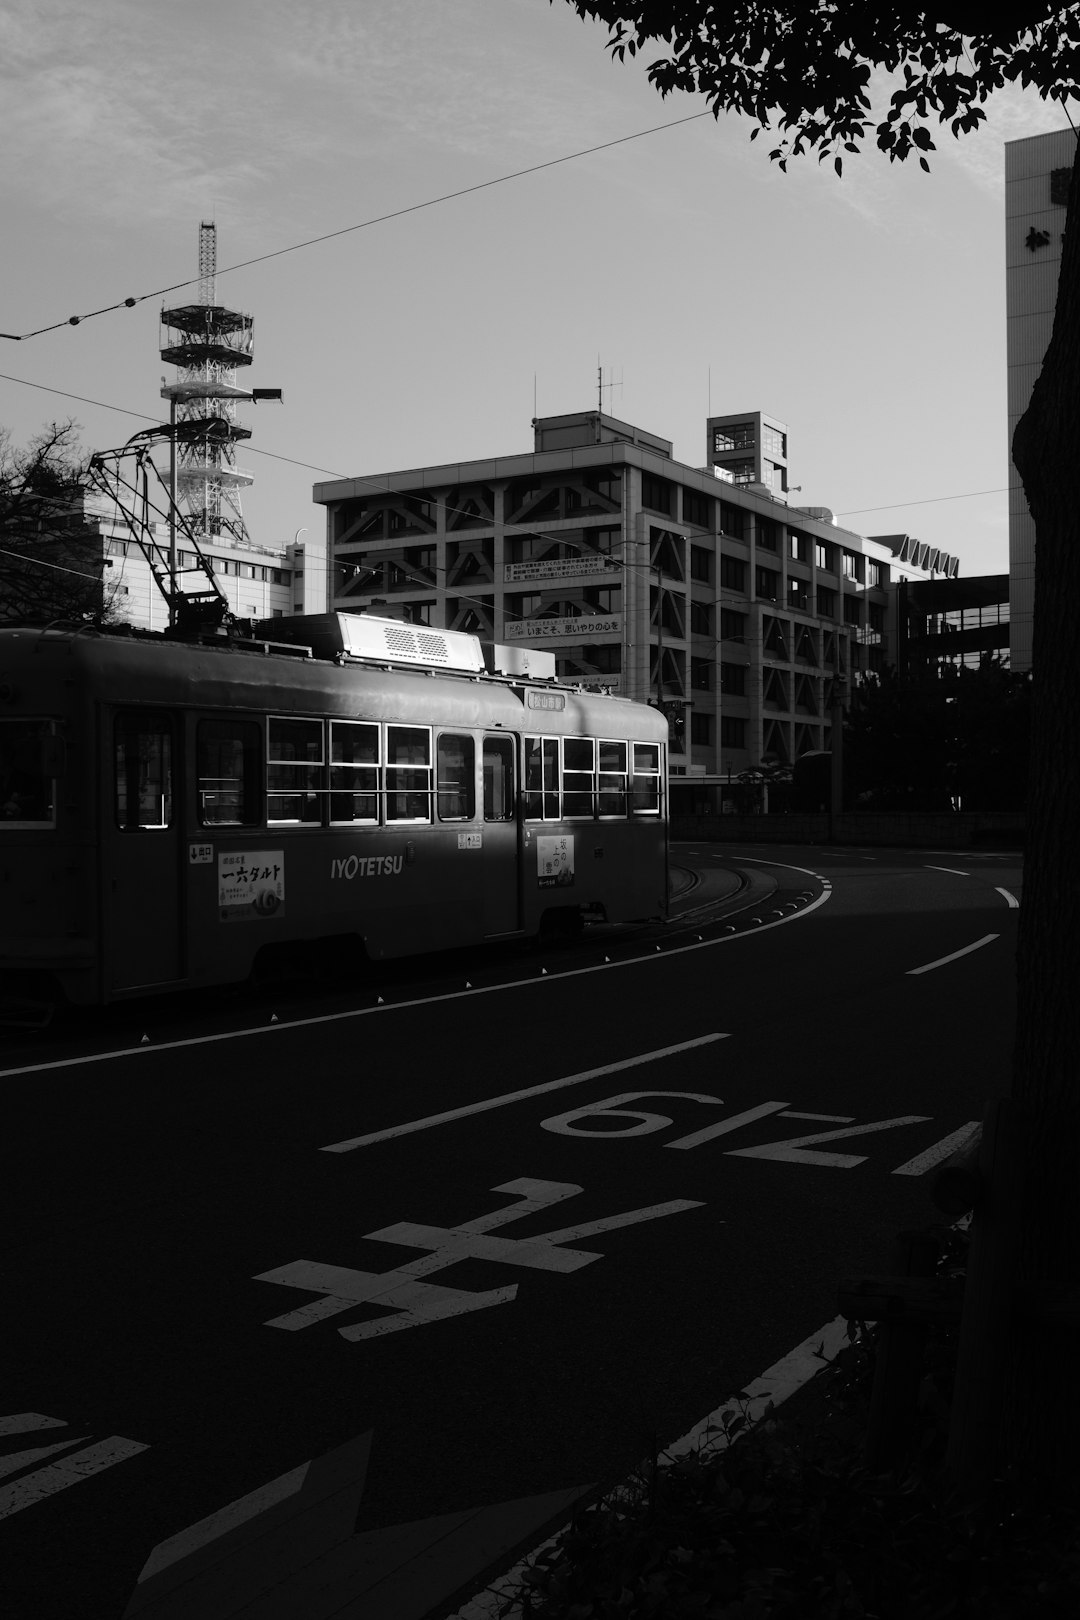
482 733 520 935
102 710 183 991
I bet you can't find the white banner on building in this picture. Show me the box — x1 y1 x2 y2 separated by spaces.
504 616 621 641
503 556 619 582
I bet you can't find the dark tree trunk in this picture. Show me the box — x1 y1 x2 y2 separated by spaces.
993 133 1080 1492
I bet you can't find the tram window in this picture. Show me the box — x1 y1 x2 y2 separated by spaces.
631 743 662 815
483 736 515 821
386 725 431 822
598 740 628 817
562 736 595 819
198 719 260 826
115 713 173 831
524 736 559 820
329 721 379 823
268 716 325 824
0 719 57 828
437 733 475 821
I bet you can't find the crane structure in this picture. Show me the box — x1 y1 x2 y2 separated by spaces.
159 222 255 545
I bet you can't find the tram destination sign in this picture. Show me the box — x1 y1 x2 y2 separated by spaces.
505 615 621 641
503 556 619 582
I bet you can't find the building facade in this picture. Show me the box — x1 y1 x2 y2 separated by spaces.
315 411 956 778
1004 126 1075 674
84 494 327 631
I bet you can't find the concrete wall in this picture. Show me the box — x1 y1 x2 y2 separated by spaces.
671 811 1025 849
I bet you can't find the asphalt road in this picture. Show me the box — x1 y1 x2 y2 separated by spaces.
0 842 1021 1620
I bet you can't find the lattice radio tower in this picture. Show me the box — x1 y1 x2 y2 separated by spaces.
160 222 254 544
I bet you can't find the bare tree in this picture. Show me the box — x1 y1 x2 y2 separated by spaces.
0 421 126 627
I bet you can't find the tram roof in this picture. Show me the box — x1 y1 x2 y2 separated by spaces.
3 626 666 740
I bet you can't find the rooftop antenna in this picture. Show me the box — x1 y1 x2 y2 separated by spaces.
597 359 623 415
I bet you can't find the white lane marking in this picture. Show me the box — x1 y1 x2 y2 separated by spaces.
256 1178 705 1342
665 1315 852 1461
320 1033 728 1153
778 1111 854 1122
449 1315 851 1620
0 1414 67 1435
0 1436 91 1480
907 933 999 975
892 1121 981 1177
725 1114 930 1169
0 1436 149 1521
0 864 830 1082
995 886 1020 908
924 864 969 876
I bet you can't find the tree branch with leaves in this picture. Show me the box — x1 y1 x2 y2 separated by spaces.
557 0 1080 1505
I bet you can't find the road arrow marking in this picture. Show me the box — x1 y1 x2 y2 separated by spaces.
124 1423 591 1620
0 1418 148 1522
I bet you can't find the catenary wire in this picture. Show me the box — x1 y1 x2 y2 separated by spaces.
0 111 712 343
1 365 1007 622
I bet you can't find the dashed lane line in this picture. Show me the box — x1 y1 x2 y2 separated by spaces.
907 933 999 976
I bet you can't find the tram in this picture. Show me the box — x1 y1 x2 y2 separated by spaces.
0 612 668 1012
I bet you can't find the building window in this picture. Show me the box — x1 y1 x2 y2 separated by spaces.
714 423 755 452
843 595 862 627
720 662 746 696
867 560 883 588
690 544 712 583
720 554 746 592
690 600 713 635
815 541 835 571
789 531 810 563
641 472 673 515
720 716 747 748
788 579 810 611
719 501 746 539
683 488 714 528
690 712 712 746
690 657 712 691
842 550 862 582
721 458 756 484
817 586 836 618
869 602 886 634
762 424 787 459
756 519 778 551
720 607 746 642
755 567 779 602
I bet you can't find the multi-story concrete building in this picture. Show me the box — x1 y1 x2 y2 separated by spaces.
1004 126 1075 673
314 410 956 777
83 495 327 631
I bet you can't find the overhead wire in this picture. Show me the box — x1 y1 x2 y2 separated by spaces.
0 110 713 343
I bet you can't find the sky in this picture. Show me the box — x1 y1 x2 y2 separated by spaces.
1 0 1075 577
